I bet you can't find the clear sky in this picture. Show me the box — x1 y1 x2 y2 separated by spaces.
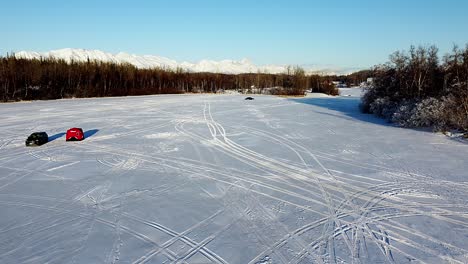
1 0 467 70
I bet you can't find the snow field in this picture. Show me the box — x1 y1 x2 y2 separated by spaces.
0 93 467 263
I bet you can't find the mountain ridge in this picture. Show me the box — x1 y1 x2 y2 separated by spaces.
14 48 356 75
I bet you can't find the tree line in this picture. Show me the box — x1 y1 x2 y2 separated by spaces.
336 70 374 86
361 44 468 132
0 55 340 102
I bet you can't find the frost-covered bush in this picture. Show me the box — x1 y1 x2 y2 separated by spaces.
369 97 388 117
372 96 467 131
359 86 378 113
391 98 445 128
321 83 340 96
391 100 416 127
368 97 397 120
360 44 468 132
441 95 468 131
413 98 446 128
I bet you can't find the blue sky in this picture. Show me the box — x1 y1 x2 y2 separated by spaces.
1 0 467 69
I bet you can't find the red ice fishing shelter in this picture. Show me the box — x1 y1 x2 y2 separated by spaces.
66 128 85 141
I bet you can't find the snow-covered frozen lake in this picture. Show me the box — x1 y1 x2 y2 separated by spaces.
0 92 467 263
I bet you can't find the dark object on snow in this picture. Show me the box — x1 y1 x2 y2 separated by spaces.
25 132 48 146
66 128 85 141
245 97 254 100
463 133 468 139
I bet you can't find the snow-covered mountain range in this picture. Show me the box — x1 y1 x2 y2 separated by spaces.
14 48 355 75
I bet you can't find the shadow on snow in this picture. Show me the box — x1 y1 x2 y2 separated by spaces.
48 132 66 142
84 129 99 139
290 97 392 127
289 96 452 139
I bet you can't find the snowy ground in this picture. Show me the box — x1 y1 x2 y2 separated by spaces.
338 87 363 97
0 92 467 264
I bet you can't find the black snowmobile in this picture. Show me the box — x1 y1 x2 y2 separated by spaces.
25 132 48 146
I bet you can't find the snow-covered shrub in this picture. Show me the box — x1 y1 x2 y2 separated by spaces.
360 44 468 132
413 98 446 128
359 86 378 113
411 98 443 127
391 98 445 129
391 100 417 127
381 101 398 120
441 95 468 131
368 97 397 120
321 83 340 96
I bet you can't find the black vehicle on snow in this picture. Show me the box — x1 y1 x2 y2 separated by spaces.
25 132 48 146
245 97 254 100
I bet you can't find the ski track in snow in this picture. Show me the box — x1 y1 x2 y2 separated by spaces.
0 93 467 263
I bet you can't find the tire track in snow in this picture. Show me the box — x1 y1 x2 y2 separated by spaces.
293 211 468 264
236 125 468 262
222 138 464 261
242 124 468 189
85 134 468 264
84 118 468 264
205 103 387 262
54 104 468 262
125 210 228 264
0 162 52 191
0 200 178 261
205 103 348 263
75 139 334 217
